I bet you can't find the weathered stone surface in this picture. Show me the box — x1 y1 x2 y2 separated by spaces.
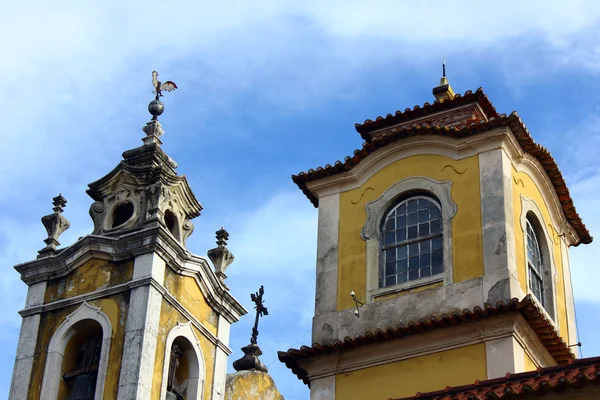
225 370 284 400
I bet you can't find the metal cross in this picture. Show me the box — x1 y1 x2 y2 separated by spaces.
250 285 268 345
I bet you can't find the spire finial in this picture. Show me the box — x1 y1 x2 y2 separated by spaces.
433 60 455 102
143 71 178 146
207 227 235 287
38 194 71 258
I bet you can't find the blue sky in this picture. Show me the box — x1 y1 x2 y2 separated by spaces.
2 1 600 399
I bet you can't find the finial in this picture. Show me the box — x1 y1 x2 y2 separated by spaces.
233 285 269 373
143 71 177 145
433 60 455 102
207 227 235 287
38 194 71 258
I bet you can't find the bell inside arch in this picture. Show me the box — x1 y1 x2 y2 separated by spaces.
66 374 97 400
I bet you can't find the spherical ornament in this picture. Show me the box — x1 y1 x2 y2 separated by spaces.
148 100 164 117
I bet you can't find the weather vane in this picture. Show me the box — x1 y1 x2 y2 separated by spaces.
146 71 178 122
250 285 268 345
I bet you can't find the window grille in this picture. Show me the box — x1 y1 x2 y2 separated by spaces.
381 196 443 287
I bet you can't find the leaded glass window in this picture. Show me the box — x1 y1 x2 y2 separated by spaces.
381 196 443 287
526 218 544 305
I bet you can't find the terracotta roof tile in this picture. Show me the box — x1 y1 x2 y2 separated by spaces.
391 356 600 400
355 88 498 140
292 111 592 246
277 296 574 386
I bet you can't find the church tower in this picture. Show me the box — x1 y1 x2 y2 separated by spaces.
279 71 592 399
9 80 246 400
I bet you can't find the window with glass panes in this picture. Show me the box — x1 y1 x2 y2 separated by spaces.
526 218 544 305
381 196 443 287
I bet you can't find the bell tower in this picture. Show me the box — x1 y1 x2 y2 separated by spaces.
9 76 246 400
279 71 592 400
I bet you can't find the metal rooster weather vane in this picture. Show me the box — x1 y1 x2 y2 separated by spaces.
250 285 268 345
151 71 178 101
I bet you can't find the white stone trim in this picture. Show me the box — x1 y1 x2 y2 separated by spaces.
503 134 580 246
9 314 42 400
302 312 525 380
18 276 232 356
519 195 558 324
117 283 163 399
212 315 231 400
485 336 524 379
305 129 508 199
310 375 336 400
361 177 457 301
160 322 206 400
560 238 579 352
315 192 340 316
40 302 112 400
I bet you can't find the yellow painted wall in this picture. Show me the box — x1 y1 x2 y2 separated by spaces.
335 343 487 400
27 294 129 400
337 154 484 310
524 352 537 371
512 168 569 344
164 268 218 335
45 259 133 303
151 299 217 400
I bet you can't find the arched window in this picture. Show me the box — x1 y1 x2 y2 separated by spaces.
526 217 544 305
41 302 112 400
381 195 443 287
160 322 205 400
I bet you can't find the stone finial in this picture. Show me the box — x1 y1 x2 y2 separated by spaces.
38 194 70 258
233 344 268 373
142 118 164 146
207 227 235 286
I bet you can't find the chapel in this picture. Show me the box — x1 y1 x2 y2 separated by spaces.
278 69 599 399
8 77 283 400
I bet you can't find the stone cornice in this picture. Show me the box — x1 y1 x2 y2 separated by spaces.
14 226 247 323
18 275 233 356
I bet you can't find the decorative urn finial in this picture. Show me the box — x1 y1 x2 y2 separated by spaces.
38 194 70 258
207 227 235 287
142 71 178 146
233 286 269 373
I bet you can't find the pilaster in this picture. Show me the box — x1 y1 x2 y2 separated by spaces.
479 148 520 304
117 253 165 399
8 281 46 400
212 315 232 400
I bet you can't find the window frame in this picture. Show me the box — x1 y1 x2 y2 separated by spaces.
40 302 112 400
362 177 457 302
519 196 557 322
379 195 444 288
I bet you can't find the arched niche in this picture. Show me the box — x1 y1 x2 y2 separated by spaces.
40 302 112 400
160 322 206 400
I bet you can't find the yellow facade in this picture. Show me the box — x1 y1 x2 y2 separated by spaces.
27 293 128 400
335 344 487 399
164 267 219 334
152 299 217 400
337 154 484 310
512 168 569 343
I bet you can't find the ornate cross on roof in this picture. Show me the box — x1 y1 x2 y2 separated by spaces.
250 285 268 345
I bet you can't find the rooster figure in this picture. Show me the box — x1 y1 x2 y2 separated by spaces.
152 71 177 100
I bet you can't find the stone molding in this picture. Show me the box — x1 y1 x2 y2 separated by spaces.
19 276 232 356
361 177 457 301
160 322 205 400
305 128 509 199
302 313 518 380
301 312 549 382
40 302 112 400
500 133 579 247
519 195 559 324
14 226 247 324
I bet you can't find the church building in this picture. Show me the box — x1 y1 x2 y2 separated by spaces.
8 89 250 399
279 71 599 399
